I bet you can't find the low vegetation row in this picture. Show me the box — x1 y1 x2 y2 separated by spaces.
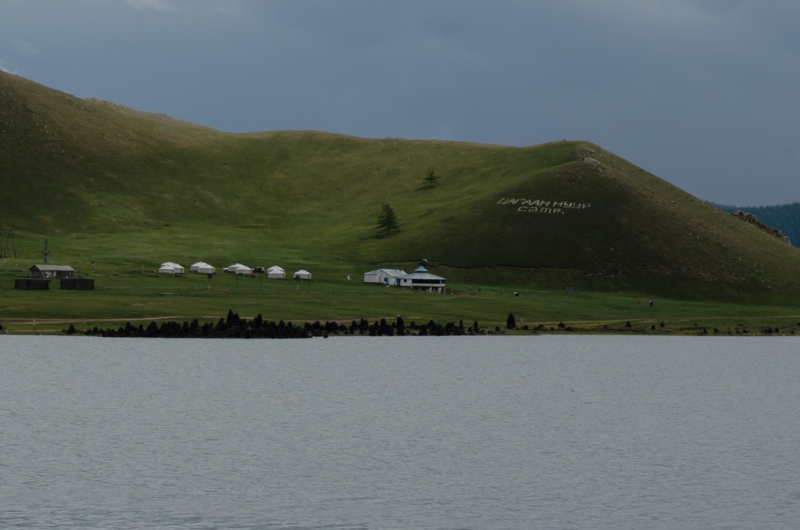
59 316 800 338
65 311 491 338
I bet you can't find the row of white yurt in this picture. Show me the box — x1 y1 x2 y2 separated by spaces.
159 262 185 274
161 262 310 278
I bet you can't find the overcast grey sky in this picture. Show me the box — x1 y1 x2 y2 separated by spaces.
1 0 798 205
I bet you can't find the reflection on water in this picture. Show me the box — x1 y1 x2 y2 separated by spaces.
2 336 799 529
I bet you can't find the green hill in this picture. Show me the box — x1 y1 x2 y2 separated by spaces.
711 202 800 250
3 70 800 301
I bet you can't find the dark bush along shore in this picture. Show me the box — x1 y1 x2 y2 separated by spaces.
66 310 488 338
48 311 800 338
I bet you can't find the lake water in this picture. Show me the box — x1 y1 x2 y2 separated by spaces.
1 336 799 529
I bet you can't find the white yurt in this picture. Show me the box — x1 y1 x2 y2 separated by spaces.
159 262 185 275
234 265 253 276
293 269 312 280
197 263 216 274
267 266 285 279
224 263 246 273
190 261 208 272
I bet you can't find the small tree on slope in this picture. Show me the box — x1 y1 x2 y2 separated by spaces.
423 170 439 187
377 204 399 236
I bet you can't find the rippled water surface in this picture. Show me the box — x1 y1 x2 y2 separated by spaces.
2 336 799 529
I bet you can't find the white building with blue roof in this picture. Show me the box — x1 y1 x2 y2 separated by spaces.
398 266 446 293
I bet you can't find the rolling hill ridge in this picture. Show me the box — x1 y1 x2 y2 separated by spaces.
2 70 800 299
711 202 800 249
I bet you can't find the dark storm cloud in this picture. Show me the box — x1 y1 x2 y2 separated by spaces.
0 0 797 205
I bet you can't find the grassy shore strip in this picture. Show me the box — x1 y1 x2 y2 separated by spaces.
4 318 800 336
4 257 800 335
5 319 800 337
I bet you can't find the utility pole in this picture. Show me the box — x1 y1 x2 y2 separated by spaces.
43 238 49 264
10 231 17 259
0 230 17 259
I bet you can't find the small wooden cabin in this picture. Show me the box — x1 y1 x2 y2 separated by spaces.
29 264 74 279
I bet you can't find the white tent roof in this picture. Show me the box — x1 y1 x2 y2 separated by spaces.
234 266 253 275
224 263 246 272
190 261 209 271
160 262 184 273
267 265 284 273
197 264 216 274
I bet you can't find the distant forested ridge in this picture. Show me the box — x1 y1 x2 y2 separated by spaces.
711 202 800 249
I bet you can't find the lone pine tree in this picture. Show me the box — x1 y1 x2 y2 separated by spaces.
423 170 439 187
377 204 399 235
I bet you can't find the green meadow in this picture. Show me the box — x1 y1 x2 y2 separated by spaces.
2 228 799 336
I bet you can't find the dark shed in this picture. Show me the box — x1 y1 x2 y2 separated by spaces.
61 278 95 290
15 278 50 290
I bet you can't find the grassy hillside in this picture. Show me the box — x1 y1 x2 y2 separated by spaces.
3 70 800 308
712 202 800 250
